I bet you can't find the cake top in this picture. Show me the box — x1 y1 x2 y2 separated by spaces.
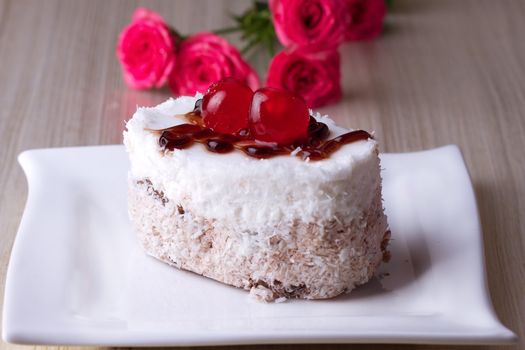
124 92 380 232
144 78 373 162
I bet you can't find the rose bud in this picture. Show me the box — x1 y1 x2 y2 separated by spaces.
266 46 342 108
117 8 177 89
169 32 259 96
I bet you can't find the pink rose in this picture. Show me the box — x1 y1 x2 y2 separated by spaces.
169 33 259 96
266 46 341 108
117 8 177 89
344 0 386 41
269 0 346 48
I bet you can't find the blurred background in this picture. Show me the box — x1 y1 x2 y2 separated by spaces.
0 1 524 349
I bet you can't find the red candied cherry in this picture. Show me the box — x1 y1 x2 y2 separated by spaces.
201 78 253 135
249 87 310 145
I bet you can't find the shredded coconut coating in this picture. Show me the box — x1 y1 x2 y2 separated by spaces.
123 96 383 233
128 178 390 301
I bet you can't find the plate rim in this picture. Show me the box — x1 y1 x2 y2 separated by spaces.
2 144 517 346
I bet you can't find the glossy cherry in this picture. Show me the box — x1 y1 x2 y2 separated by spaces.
201 78 253 135
249 87 310 144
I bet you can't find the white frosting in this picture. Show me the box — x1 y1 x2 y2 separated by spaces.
124 95 381 233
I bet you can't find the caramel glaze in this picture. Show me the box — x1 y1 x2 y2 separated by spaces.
155 100 373 161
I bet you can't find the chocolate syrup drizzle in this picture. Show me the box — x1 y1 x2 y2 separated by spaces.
155 100 372 161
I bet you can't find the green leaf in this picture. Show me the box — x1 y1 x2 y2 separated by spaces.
211 0 278 56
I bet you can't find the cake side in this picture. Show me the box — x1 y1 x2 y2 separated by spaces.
128 178 389 301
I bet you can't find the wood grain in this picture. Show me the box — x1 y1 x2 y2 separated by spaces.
0 0 523 349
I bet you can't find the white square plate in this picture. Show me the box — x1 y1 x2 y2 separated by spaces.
2 145 516 346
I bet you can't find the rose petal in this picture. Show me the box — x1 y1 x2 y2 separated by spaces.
117 8 177 89
344 0 386 41
169 32 260 96
269 0 346 48
266 46 341 108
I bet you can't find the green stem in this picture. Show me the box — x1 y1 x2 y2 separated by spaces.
241 38 260 55
212 27 241 35
267 40 275 56
170 28 187 41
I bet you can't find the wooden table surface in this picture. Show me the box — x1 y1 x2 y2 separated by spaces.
0 0 524 349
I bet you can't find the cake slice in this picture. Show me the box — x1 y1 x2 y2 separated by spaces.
124 82 389 301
